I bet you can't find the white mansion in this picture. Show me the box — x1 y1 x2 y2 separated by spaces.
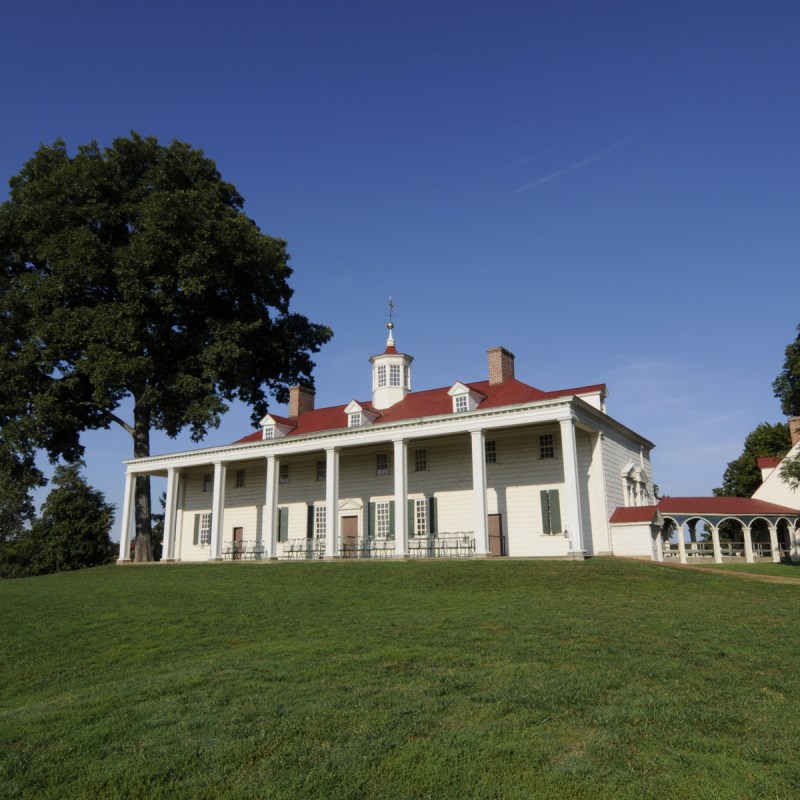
118 324 664 562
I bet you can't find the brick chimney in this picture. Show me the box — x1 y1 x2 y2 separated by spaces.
289 385 315 418
488 347 515 386
790 417 800 447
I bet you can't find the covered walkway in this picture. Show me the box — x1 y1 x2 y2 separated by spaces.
658 497 800 564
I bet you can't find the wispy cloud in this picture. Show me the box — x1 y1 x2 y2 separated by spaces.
514 135 637 194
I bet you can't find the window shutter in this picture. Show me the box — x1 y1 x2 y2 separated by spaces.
408 499 415 537
428 497 437 534
278 508 288 542
540 490 551 535
193 514 200 545
549 490 562 534
388 501 396 540
307 505 314 539
368 502 375 538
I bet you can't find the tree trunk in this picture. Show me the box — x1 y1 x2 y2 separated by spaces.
133 403 154 562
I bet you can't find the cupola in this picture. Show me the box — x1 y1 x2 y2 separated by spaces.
369 318 413 410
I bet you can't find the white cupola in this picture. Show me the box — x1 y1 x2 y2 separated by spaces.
369 321 413 409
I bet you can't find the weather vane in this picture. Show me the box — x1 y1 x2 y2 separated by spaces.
387 296 395 330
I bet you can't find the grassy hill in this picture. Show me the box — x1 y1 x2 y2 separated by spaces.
2 559 799 799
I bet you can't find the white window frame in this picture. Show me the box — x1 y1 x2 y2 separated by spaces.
414 498 429 536
455 394 469 413
375 501 391 538
199 512 212 546
377 365 387 388
389 363 401 387
349 412 362 428
263 426 275 440
314 505 326 538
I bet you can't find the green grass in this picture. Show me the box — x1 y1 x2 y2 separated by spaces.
2 559 800 799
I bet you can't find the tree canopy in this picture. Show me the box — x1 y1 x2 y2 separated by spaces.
773 323 800 417
0 132 331 560
713 421 791 498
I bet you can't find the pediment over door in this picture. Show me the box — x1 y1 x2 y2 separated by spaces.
339 498 363 512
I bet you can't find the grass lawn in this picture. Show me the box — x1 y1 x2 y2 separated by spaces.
2 558 799 799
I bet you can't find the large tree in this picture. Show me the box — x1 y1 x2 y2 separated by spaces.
774 323 800 488
713 421 791 498
0 133 331 561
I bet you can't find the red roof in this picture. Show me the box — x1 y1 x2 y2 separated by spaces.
757 456 781 470
234 378 606 444
657 497 799 517
609 505 661 524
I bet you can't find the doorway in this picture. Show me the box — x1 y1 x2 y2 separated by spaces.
232 527 244 560
342 515 358 558
488 514 504 556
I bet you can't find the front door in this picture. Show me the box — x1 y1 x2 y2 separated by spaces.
342 516 358 557
488 514 504 556
232 527 244 560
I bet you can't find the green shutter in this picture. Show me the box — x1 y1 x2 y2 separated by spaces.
388 501 396 540
540 490 551 534
193 514 200 545
428 497 437 534
368 502 375 538
278 508 288 542
549 490 562 534
307 505 314 539
408 499 415 537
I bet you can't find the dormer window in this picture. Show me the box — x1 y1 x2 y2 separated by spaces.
259 414 295 440
349 412 362 428
447 382 485 414
263 426 275 439
345 400 379 428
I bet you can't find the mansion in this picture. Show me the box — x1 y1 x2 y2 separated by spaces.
118 325 663 562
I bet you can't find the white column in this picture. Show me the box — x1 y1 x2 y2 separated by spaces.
325 447 340 558
163 468 180 561
676 522 687 564
470 429 489 555
117 472 136 562
768 522 780 563
743 523 754 563
209 461 226 561
711 525 722 564
263 455 279 560
393 438 408 557
559 418 584 555
653 528 664 562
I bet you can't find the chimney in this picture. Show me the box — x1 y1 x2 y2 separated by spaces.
790 417 800 447
289 385 315 418
488 347 515 386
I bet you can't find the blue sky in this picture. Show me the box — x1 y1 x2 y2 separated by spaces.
2 1 799 540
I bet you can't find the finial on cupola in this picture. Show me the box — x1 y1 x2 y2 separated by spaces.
386 295 396 347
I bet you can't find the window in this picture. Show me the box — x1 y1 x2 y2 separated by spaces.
540 489 562 534
197 512 212 545
263 426 275 440
390 363 401 386
316 460 326 481
540 434 555 459
279 463 290 484
202 473 212 492
278 507 289 542
485 440 497 464
414 498 429 536
376 501 391 537
376 453 389 475
415 448 427 472
314 505 326 538
454 394 468 413
404 365 410 389
235 468 246 488
349 412 362 428
377 365 387 387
